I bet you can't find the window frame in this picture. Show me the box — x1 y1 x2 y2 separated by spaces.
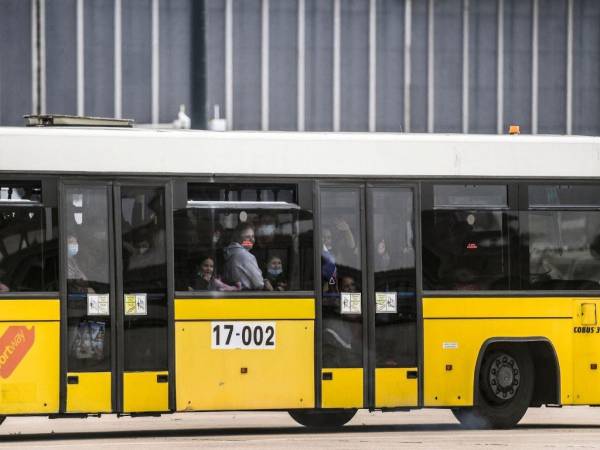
174 178 315 299
0 177 59 298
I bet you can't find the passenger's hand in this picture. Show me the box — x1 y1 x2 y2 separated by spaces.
334 218 351 233
264 279 274 291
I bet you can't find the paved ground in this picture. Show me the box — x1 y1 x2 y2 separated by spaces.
1 407 600 449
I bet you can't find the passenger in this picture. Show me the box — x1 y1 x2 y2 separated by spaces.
190 256 241 291
0 269 8 292
374 238 391 272
223 223 273 290
321 218 358 293
265 255 288 291
67 235 94 293
339 275 358 293
322 227 338 293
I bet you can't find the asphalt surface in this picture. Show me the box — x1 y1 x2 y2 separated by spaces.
1 407 600 449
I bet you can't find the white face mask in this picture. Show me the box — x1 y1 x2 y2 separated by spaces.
68 243 79 257
257 224 276 237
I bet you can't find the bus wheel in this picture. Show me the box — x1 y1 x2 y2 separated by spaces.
288 409 357 428
452 346 534 429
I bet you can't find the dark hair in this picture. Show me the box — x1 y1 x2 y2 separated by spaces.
233 222 254 242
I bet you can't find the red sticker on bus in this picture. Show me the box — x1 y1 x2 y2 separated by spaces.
0 326 35 379
466 242 478 250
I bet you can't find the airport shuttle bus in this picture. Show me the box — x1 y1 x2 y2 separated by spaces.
1 124 600 429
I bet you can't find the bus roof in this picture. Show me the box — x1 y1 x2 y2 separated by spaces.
1 127 599 179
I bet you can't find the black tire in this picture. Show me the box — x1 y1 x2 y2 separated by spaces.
288 409 357 428
452 346 534 429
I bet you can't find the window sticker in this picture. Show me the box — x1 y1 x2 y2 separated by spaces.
341 292 361 314
375 292 397 313
124 293 147 316
87 293 109 316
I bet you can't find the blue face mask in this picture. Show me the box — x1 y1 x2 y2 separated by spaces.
68 243 79 257
268 267 282 277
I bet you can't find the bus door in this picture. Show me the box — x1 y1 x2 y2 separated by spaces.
318 184 418 409
62 182 172 414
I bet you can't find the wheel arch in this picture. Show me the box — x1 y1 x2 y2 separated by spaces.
473 337 561 407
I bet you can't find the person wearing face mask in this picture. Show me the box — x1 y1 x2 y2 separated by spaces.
265 256 287 291
190 256 241 291
223 223 273 291
67 235 94 293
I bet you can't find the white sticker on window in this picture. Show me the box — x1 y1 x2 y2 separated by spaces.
375 292 397 313
124 293 147 316
87 293 110 316
211 321 276 349
341 292 362 314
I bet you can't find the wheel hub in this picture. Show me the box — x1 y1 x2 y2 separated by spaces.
488 353 520 401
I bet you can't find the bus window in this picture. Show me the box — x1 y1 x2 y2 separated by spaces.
65 186 111 372
174 184 313 293
0 181 58 292
524 185 600 290
423 184 516 290
320 188 363 368
371 187 416 368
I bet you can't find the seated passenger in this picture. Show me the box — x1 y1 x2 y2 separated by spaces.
190 256 240 292
67 235 95 293
223 223 272 290
265 256 287 291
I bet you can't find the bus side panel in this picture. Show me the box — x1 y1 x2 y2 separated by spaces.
0 300 60 415
175 298 315 411
572 299 600 405
422 298 575 407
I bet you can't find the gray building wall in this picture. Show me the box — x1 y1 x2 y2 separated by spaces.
1 0 599 135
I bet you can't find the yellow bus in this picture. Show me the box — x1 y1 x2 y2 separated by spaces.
1 121 600 429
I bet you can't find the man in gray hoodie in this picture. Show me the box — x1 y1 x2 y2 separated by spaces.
223 223 270 290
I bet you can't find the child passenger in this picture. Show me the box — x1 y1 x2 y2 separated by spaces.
265 256 287 291
190 256 241 292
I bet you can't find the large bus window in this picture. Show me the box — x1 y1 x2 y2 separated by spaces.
174 184 313 293
371 187 416 368
524 185 600 290
320 188 363 368
423 184 515 290
121 186 168 372
65 186 111 372
0 182 58 292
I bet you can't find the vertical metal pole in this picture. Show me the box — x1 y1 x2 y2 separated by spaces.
427 0 434 133
531 0 539 134
114 0 122 118
31 0 39 115
32 0 47 115
496 0 504 134
261 0 269 131
77 0 85 116
566 0 573 135
225 0 233 130
368 0 376 132
462 0 469 133
39 0 46 114
297 0 305 131
333 0 341 132
151 0 160 124
404 0 412 132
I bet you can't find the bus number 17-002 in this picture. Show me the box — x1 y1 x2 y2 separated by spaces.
211 321 276 349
